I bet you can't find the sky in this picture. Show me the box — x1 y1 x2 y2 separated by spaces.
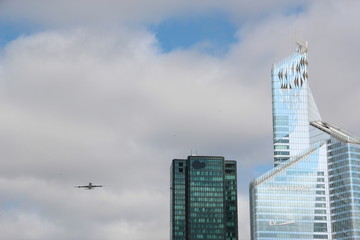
0 0 360 239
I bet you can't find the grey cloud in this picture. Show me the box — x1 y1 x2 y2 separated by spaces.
0 1 360 240
0 27 270 239
0 0 311 27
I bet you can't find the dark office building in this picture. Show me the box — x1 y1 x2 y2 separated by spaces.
170 155 238 240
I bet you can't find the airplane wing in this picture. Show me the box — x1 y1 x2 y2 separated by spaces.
74 183 103 189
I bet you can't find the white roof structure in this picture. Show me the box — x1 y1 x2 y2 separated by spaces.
311 121 360 144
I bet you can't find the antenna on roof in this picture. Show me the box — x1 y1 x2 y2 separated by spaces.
190 149 198 156
294 31 308 53
296 39 308 54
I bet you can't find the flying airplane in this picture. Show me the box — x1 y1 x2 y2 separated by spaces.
75 182 103 190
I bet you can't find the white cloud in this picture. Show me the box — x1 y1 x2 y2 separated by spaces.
0 212 65 240
0 1 360 240
0 26 269 239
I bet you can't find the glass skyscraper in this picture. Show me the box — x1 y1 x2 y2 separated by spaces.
170 155 238 240
271 41 323 167
312 121 360 239
250 42 360 240
250 143 332 239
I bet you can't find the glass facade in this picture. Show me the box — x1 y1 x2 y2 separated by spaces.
224 161 238 240
271 42 322 167
328 138 360 239
170 156 238 240
250 43 360 240
250 143 331 240
171 159 187 240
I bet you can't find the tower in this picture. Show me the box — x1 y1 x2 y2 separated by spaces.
271 41 323 167
250 143 332 239
170 155 238 240
311 121 360 239
250 43 360 240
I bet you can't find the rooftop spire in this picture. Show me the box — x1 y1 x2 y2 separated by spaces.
296 40 308 54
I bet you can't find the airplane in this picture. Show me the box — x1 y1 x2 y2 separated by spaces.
75 182 103 190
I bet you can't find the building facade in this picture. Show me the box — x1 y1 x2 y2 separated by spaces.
271 41 323 167
250 43 360 240
250 143 332 239
171 155 238 240
312 121 360 239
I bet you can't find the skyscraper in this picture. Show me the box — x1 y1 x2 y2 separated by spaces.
250 42 360 240
250 142 332 239
271 41 323 167
312 121 360 239
170 155 238 240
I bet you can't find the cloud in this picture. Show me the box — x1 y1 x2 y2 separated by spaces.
0 27 270 239
0 212 65 240
0 177 168 239
0 23 275 238
0 0 310 27
0 1 360 240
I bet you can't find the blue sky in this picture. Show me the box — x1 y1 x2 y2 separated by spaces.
0 11 239 56
150 11 238 55
0 2 307 53
0 20 41 47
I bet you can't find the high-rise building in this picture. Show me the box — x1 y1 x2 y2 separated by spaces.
271 41 323 167
250 42 360 240
170 155 238 240
312 121 360 239
250 142 332 239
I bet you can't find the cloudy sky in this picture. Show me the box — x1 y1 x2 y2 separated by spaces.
0 1 360 239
